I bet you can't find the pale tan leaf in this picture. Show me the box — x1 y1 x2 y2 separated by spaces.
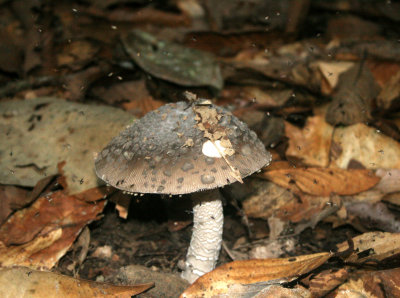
0 267 153 298
332 123 400 169
181 252 330 297
315 61 354 94
285 116 334 167
221 283 311 298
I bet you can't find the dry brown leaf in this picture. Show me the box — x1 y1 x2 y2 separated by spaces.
376 69 400 111
0 174 59 225
367 60 400 88
0 186 29 225
181 252 331 297
307 268 349 297
0 189 106 269
122 96 165 117
285 116 334 167
326 63 380 126
57 40 99 70
326 15 381 40
261 167 379 196
333 267 400 298
242 180 340 232
91 79 151 106
337 232 400 264
0 28 23 74
242 180 295 219
332 123 400 169
0 266 153 297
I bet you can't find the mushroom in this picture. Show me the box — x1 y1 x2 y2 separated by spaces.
95 98 271 283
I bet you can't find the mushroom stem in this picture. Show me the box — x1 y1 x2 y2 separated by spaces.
181 189 223 283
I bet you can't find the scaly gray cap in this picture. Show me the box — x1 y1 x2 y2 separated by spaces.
95 101 271 195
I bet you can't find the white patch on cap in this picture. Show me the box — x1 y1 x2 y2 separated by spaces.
202 140 226 158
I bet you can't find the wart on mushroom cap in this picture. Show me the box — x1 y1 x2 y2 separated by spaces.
95 101 271 195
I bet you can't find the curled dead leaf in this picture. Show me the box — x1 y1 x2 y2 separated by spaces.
261 167 379 196
0 188 106 269
181 252 330 297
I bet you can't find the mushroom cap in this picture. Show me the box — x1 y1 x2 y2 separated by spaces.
95 101 271 195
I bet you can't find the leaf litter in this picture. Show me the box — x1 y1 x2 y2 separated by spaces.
1 0 400 297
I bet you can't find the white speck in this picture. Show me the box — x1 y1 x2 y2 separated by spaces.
111 25 118 30
202 140 226 158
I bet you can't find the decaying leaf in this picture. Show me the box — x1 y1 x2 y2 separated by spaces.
113 265 189 298
181 252 330 297
204 0 290 32
0 185 29 225
241 180 295 220
0 187 107 269
0 174 59 225
329 40 400 63
249 238 297 259
307 268 349 297
261 167 379 196
375 169 400 193
219 283 311 298
383 192 400 207
242 179 340 233
332 123 400 169
337 232 400 264
333 267 400 298
122 96 164 117
0 267 153 297
285 116 334 167
122 30 223 91
376 69 400 111
56 39 99 70
0 28 23 75
326 63 381 126
0 97 133 194
345 201 400 232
